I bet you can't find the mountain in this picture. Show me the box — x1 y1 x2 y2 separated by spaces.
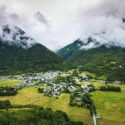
0 25 62 75
57 35 125 81
57 32 125 58
0 25 38 49
57 39 84 58
57 35 103 58
70 46 125 81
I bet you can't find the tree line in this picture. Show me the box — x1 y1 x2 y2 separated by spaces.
100 86 121 92
0 87 17 96
0 103 84 125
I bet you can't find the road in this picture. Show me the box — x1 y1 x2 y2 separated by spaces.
93 113 97 125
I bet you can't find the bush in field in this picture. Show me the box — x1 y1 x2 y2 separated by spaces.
38 88 44 93
100 86 121 92
0 87 17 96
0 100 11 109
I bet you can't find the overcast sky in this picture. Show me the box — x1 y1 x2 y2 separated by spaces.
0 0 125 50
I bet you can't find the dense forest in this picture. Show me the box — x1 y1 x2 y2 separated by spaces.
0 42 62 75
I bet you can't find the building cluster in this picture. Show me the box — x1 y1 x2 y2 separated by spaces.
40 81 79 97
15 71 61 89
39 74 94 97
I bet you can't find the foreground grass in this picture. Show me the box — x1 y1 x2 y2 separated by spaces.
91 91 125 125
0 86 92 125
0 79 20 87
79 80 125 124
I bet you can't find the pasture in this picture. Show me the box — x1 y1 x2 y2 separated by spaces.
0 85 93 125
92 91 125 125
0 79 20 87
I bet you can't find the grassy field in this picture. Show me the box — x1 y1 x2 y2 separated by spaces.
0 79 20 87
91 91 125 125
0 85 93 125
78 80 125 125
1 79 125 125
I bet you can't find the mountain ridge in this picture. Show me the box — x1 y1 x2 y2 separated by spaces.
0 24 62 75
0 24 36 49
57 36 125 81
57 32 125 58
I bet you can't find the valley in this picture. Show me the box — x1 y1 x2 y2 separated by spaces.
0 70 125 125
0 1 125 125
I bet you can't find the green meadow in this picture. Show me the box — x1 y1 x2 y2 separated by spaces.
0 85 92 125
92 91 125 125
0 79 20 87
78 79 125 125
1 79 125 125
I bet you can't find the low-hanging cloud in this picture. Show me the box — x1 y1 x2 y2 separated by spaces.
76 0 125 48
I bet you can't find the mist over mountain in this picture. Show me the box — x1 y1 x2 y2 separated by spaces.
0 25 62 75
57 31 125 58
0 24 36 49
0 0 125 50
57 36 125 81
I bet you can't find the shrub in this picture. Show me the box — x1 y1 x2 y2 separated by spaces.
0 100 11 109
100 86 121 92
0 87 17 96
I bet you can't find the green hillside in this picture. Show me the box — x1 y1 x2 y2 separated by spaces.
69 46 125 81
0 42 62 75
57 39 83 58
57 38 125 82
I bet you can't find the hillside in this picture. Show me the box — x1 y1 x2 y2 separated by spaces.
57 35 125 81
57 35 102 58
0 25 62 75
57 39 84 58
68 46 125 81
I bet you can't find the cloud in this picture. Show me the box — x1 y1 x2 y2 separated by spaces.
0 4 21 26
35 11 48 26
0 0 125 50
75 0 125 48
9 13 19 20
0 5 8 25
93 0 125 18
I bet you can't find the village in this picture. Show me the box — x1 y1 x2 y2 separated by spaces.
0 70 123 125
0 70 95 98
38 73 94 98
0 69 122 99
14 71 61 88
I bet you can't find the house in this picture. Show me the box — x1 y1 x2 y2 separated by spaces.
115 81 121 84
81 85 88 89
80 75 88 81
76 97 82 101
